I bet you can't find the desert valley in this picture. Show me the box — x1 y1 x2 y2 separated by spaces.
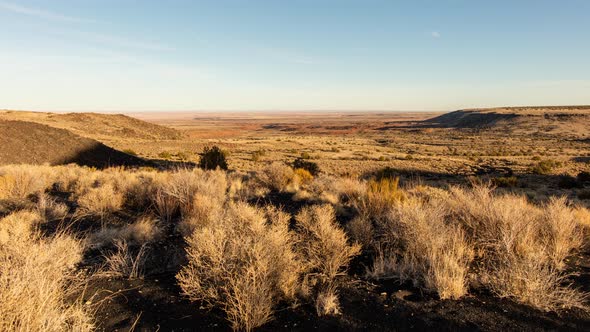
1 107 590 331
2 1 590 331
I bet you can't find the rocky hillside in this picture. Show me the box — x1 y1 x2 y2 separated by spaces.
0 111 182 141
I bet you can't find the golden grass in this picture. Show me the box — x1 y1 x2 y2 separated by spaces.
1 162 588 330
447 184 587 309
76 183 124 220
102 241 149 279
0 165 50 200
361 181 589 306
177 202 302 331
256 162 295 192
295 205 361 284
315 286 341 316
367 198 474 300
0 211 93 331
89 216 162 248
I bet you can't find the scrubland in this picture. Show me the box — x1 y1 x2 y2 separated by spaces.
1 160 589 331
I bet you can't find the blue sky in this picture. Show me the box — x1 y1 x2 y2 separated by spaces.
1 0 589 112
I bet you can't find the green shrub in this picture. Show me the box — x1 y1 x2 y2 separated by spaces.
292 158 320 176
199 146 228 170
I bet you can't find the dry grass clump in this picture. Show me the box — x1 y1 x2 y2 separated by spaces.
447 184 588 310
102 240 149 279
295 204 361 284
177 202 302 331
257 162 295 192
89 216 162 248
358 181 588 307
0 210 43 244
294 205 360 318
294 168 314 186
363 177 406 218
293 175 366 208
0 211 93 331
574 206 590 229
315 287 341 316
0 165 51 200
35 193 69 222
177 193 224 237
76 183 124 220
367 198 474 300
150 168 228 222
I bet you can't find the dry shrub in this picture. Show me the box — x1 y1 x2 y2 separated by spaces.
76 184 124 219
294 168 314 186
51 165 88 193
228 174 269 201
177 193 224 237
151 168 227 221
257 162 294 192
363 177 406 218
177 202 302 331
121 216 162 244
574 206 590 229
35 193 69 221
543 197 585 269
295 204 361 284
367 198 473 300
448 184 588 311
89 216 162 248
0 212 93 331
330 176 366 204
123 171 159 210
0 210 43 244
102 240 148 279
0 165 50 200
315 287 341 316
361 182 588 307
346 215 374 248
152 185 180 222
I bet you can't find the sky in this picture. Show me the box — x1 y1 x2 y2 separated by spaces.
1 0 589 112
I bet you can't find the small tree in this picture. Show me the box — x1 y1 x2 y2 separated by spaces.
199 146 228 170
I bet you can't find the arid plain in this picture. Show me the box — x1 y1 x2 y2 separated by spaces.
1 107 590 331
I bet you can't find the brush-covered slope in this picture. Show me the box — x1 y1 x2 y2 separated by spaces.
0 111 182 141
0 120 148 167
424 106 590 137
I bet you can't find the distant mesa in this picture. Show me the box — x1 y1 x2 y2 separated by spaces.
423 106 590 137
0 120 149 168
